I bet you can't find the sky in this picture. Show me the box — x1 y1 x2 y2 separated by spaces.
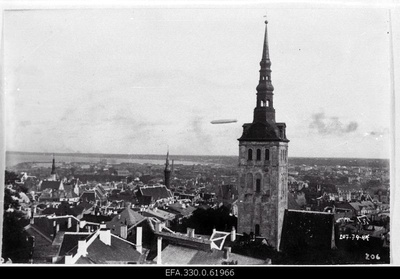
3 7 393 159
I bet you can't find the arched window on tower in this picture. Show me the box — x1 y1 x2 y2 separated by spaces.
256 179 261 193
248 149 253 161
256 149 261 161
265 149 270 161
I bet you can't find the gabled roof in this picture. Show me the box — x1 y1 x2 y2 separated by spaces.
82 214 113 224
84 236 142 264
95 185 107 197
335 202 356 211
41 180 62 191
141 208 176 222
24 215 81 240
62 230 143 264
165 203 196 217
139 185 173 201
58 232 92 257
80 191 96 203
60 185 79 199
137 195 153 206
280 209 336 252
106 207 146 235
158 244 267 265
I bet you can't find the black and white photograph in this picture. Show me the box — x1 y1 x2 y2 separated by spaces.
0 0 399 268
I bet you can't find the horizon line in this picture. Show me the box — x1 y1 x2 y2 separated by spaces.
5 150 390 161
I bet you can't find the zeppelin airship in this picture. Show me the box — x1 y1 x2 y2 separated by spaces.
210 119 238 124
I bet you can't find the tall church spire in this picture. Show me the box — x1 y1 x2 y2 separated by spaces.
237 18 289 250
164 150 171 189
239 19 287 143
51 153 56 175
254 19 275 124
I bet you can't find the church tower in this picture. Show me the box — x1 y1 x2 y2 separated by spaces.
237 19 289 249
164 151 171 189
50 154 57 181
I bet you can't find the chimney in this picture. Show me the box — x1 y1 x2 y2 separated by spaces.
55 223 60 234
99 223 111 245
68 217 72 229
120 225 128 239
223 247 231 260
136 227 143 254
186 228 195 238
77 239 87 256
30 216 34 225
65 254 73 265
230 227 236 242
157 236 162 265
155 222 164 233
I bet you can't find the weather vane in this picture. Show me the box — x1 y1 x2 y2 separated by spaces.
263 12 268 24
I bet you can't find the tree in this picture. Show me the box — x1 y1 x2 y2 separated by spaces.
2 171 31 263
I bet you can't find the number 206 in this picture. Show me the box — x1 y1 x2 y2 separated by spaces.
365 253 380 260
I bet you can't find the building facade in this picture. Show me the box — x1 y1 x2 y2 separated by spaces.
237 20 289 249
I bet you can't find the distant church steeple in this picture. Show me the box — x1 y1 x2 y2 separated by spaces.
237 18 289 250
51 154 56 175
164 150 171 189
50 154 57 181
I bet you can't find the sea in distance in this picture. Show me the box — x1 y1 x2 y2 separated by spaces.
5 151 236 168
5 151 389 169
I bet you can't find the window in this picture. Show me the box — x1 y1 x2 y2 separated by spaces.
265 149 270 160
255 224 260 236
266 99 270 107
248 149 253 161
256 149 261 161
256 179 261 193
261 100 266 107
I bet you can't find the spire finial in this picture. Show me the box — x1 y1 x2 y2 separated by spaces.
261 14 270 62
165 147 170 167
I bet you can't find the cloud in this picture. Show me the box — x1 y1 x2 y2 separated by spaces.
180 115 213 154
309 112 358 135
